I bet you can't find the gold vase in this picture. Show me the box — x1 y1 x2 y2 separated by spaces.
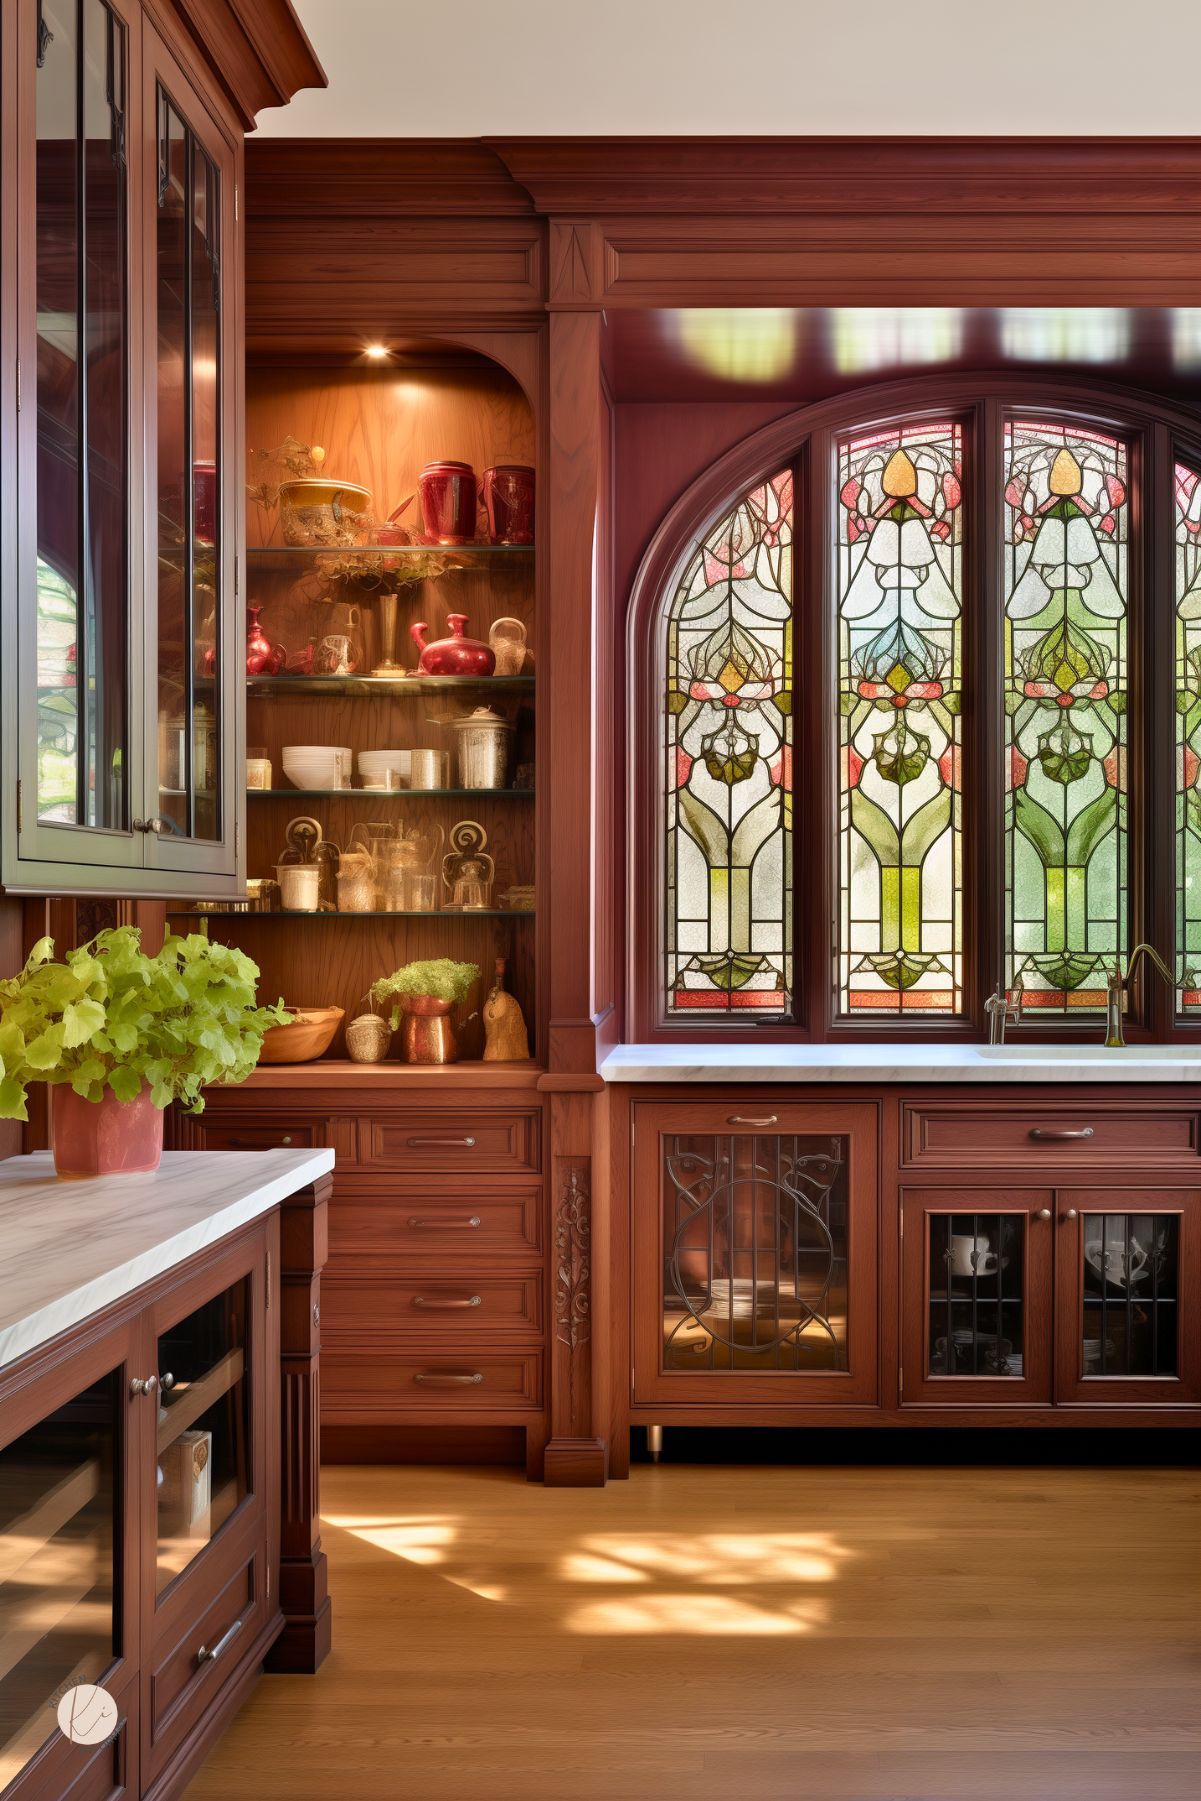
398 994 459 1064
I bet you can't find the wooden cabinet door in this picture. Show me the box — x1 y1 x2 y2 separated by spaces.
137 1225 269 1786
138 16 241 888
1055 1190 1201 1405
900 1190 1054 1406
0 1320 141 1801
632 1101 878 1407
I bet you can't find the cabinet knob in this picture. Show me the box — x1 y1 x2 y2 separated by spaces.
129 1375 158 1397
1035 1208 1052 1221
160 1372 175 1391
133 815 170 835
1063 1208 1079 1220
281 1134 293 1145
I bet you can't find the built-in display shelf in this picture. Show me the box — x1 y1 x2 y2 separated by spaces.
247 675 534 697
248 787 534 800
247 543 533 563
171 909 535 920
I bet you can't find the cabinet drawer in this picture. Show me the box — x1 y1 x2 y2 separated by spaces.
902 1104 1201 1170
190 1118 317 1153
322 1274 543 1342
323 1352 542 1414
147 1550 261 1771
357 1110 540 1174
328 1189 543 1261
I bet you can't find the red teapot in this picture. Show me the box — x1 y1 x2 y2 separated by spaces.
245 603 286 676
410 613 495 676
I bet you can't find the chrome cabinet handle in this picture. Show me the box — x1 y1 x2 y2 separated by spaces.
1063 1208 1079 1220
1029 1126 1095 1141
196 1617 243 1665
413 1371 484 1386
129 1375 158 1397
406 1135 476 1148
1035 1208 1052 1221
407 1215 481 1230
727 1115 778 1126
412 1295 483 1310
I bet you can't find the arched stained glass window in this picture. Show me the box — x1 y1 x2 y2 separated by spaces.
663 471 793 1015
1176 460 1201 1011
837 423 964 1015
1003 421 1129 1012
650 386 1198 1039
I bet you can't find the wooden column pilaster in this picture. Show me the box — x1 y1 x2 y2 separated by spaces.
265 1173 333 1671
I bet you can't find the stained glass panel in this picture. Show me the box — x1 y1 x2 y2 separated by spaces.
837 423 963 1015
1004 420 1129 1011
664 472 793 1015
1175 462 1201 1011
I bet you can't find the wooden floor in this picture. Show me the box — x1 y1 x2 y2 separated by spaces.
185 1460 1201 1801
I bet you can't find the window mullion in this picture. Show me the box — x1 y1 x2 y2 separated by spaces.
1145 420 1177 1035
977 397 1005 1027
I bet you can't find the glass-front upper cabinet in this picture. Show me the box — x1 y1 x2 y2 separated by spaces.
4 0 242 896
144 28 237 878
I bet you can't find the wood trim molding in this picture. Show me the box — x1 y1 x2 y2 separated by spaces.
156 0 326 129
489 135 1201 217
246 139 535 217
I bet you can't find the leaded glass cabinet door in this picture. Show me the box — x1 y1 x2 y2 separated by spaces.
632 1103 878 1406
140 21 240 884
1055 1192 1201 1404
900 1191 1053 1406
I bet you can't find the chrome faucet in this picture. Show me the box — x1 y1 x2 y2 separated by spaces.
985 980 1024 1044
1104 943 1175 1047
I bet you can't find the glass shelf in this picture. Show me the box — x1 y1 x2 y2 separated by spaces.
247 787 535 800
169 909 536 919
247 675 535 698
247 542 533 562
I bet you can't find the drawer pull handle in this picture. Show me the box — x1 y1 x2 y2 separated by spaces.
1029 1126 1095 1142
196 1617 243 1665
406 1135 477 1148
407 1215 482 1230
413 1371 484 1386
412 1295 483 1310
727 1115 778 1127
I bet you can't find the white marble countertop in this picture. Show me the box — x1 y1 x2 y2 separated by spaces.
0 1148 334 1372
599 1043 1201 1084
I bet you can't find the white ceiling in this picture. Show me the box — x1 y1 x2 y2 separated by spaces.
259 0 1201 137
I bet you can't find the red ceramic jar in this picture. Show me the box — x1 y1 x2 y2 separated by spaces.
410 614 496 676
418 460 477 545
481 464 535 544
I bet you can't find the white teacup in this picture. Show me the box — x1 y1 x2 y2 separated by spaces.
948 1234 1000 1277
1086 1237 1148 1285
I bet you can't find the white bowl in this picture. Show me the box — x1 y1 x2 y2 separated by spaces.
282 745 353 790
358 750 410 771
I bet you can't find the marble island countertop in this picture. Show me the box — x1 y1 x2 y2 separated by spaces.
0 1147 334 1372
599 1043 1201 1084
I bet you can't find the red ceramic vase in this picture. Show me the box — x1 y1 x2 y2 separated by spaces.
410 614 496 676
481 464 535 545
246 604 286 676
52 1082 164 1180
418 460 477 545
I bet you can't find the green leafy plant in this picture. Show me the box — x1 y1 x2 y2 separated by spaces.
372 958 479 1025
0 927 289 1121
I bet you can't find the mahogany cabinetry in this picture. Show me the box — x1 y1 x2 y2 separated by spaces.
0 1206 323 1801
0 0 321 899
616 1087 1201 1442
173 1069 549 1476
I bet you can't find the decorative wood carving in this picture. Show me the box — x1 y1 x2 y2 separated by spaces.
554 1164 591 1351
156 0 326 129
549 221 599 305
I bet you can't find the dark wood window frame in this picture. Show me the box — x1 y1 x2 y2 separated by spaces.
628 371 1201 1045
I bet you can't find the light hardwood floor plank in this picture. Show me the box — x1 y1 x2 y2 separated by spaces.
185 1462 1201 1801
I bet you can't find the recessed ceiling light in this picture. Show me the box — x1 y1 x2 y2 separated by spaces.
364 343 389 360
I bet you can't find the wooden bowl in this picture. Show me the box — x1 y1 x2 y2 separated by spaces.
259 1005 345 1064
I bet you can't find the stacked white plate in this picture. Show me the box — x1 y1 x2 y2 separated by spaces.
282 745 353 790
358 750 410 789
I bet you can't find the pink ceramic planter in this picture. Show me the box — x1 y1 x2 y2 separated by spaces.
52 1083 165 1180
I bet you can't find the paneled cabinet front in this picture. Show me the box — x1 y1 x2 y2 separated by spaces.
901 1187 1201 1409
632 1101 879 1407
2 0 243 897
0 1221 275 1800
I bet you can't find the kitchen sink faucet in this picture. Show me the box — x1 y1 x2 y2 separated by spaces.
1104 943 1175 1047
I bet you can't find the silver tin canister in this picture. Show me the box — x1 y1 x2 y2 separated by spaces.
449 708 513 790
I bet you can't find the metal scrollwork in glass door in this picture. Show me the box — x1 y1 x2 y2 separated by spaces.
661 1133 849 1373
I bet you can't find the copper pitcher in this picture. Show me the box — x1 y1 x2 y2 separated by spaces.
398 994 459 1064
